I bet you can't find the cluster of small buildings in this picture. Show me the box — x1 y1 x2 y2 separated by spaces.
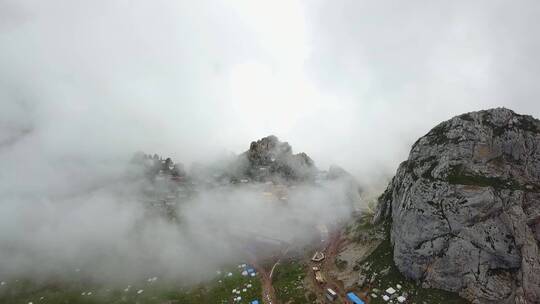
324 280 407 303
239 264 257 278
310 250 327 286
310 248 370 304
371 285 407 303
324 288 366 304
224 264 260 303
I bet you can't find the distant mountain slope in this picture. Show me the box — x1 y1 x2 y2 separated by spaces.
374 108 540 304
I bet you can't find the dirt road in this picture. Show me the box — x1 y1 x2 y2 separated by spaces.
307 228 351 303
252 262 278 304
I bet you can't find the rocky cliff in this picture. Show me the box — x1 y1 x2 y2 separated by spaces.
374 108 540 304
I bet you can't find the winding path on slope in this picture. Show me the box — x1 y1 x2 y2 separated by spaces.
309 229 350 303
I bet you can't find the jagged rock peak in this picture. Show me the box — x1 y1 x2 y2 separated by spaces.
241 135 316 181
248 135 292 164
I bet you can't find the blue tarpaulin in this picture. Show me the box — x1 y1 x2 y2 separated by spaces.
346 292 365 304
250 301 259 304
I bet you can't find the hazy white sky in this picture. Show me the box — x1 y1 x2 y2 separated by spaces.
1 0 540 182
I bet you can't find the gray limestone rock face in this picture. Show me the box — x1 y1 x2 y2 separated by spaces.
374 108 540 304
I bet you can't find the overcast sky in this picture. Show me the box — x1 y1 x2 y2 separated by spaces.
2 0 540 183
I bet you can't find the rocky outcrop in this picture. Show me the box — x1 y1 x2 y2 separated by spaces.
374 108 540 303
130 152 186 180
237 135 317 181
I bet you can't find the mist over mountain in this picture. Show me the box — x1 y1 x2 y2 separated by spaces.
0 135 361 284
2 1 540 303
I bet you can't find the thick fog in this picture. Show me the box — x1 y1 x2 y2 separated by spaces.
0 171 355 283
1 0 540 283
